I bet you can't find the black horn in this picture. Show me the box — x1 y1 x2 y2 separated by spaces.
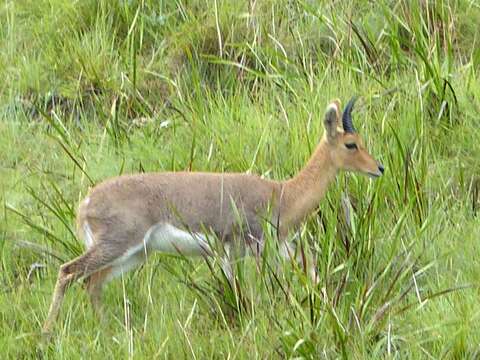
342 96 358 133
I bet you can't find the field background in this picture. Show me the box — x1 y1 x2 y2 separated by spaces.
1 0 480 358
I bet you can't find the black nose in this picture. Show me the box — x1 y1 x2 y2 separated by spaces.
378 164 385 174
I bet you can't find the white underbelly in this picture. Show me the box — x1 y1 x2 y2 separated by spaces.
145 223 212 256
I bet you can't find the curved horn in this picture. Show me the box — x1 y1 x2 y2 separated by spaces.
342 96 358 133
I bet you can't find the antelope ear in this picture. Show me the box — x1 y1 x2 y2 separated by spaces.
332 98 342 123
323 101 340 142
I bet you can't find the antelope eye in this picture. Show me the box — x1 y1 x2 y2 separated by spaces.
345 143 358 150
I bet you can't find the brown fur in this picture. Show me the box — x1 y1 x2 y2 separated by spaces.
42 99 383 333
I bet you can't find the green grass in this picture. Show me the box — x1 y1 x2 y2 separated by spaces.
1 0 480 358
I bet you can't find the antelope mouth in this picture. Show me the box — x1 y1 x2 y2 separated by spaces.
367 172 381 178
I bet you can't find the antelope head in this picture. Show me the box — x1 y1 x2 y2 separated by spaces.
323 97 384 178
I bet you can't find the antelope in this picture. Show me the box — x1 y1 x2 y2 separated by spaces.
42 97 384 333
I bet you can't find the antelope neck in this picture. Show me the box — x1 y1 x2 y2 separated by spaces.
280 139 338 228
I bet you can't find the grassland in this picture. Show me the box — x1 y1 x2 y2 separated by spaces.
1 0 480 358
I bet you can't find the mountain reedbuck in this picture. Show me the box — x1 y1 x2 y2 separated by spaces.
42 97 384 333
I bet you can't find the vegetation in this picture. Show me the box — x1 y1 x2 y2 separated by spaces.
1 0 479 358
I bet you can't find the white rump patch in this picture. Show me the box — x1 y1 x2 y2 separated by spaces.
145 223 212 256
82 221 94 249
